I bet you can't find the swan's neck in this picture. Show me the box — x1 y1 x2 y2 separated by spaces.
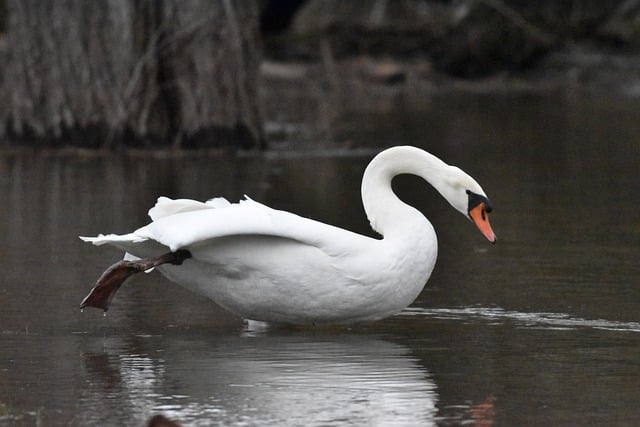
361 146 450 237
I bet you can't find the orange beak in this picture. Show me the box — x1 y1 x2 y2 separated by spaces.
469 203 497 243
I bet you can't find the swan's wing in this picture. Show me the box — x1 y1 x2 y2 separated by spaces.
81 196 373 257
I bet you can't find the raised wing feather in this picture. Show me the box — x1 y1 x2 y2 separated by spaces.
148 196 231 220
81 197 373 257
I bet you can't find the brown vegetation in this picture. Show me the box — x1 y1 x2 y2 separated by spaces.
0 0 264 149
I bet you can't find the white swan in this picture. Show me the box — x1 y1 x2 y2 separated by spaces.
80 146 496 325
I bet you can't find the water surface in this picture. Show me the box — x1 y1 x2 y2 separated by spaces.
1 92 639 426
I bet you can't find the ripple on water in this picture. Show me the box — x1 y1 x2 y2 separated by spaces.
400 306 640 333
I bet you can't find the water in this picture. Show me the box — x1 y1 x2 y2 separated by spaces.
1 92 639 426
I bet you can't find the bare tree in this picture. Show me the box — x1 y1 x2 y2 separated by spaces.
1 0 264 149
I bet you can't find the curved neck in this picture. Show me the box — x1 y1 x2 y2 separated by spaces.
361 146 450 237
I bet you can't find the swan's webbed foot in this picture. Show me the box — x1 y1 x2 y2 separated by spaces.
80 249 192 312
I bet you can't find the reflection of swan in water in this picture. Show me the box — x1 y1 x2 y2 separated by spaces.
80 335 438 426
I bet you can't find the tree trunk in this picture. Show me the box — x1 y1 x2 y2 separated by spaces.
1 0 264 149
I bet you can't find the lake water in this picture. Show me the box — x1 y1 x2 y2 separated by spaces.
1 92 639 426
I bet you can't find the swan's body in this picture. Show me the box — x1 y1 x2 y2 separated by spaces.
81 146 496 325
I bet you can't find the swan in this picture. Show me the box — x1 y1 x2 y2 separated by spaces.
80 146 496 325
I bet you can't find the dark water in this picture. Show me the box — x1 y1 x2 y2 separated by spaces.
1 92 639 426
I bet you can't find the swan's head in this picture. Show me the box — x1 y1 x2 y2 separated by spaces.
442 166 497 243
361 146 497 242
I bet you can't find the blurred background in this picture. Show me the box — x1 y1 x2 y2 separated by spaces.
1 1 639 426
1 0 640 149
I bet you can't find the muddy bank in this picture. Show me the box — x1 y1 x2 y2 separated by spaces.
259 0 640 148
259 44 640 148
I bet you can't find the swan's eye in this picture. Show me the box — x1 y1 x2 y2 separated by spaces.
466 190 492 216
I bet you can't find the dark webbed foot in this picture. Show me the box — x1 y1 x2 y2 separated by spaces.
80 250 192 312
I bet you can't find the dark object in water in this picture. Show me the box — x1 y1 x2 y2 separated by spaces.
147 414 182 427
